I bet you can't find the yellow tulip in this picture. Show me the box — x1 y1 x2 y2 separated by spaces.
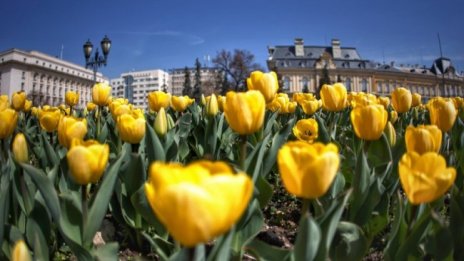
201 94 206 106
350 104 388 140
171 96 194 112
92 82 112 106
206 94 219 116
12 133 28 163
349 92 377 108
378 96 390 109
293 118 318 143
224 91 265 135
267 93 297 114
390 110 398 124
67 139 109 185
148 91 171 112
452 97 464 110
0 108 18 139
65 91 79 107
109 98 129 115
24 100 32 112
117 109 146 144
411 93 421 107
12 91 26 111
11 240 32 261
428 98 457 132
293 93 316 105
385 121 397 147
38 107 61 132
58 116 88 149
218 95 226 112
405 125 441 154
144 160 252 247
87 102 97 112
0 95 9 111
246 71 279 103
399 152 456 205
300 99 321 116
277 141 340 198
391 87 412 113
320 83 347 111
111 104 132 120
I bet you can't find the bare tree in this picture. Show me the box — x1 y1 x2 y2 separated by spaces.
213 49 262 92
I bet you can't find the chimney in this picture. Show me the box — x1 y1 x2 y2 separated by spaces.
294 38 304 57
331 39 341 59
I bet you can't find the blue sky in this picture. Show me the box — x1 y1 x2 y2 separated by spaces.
1 0 463 79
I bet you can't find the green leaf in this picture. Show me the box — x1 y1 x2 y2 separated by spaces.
315 113 330 143
246 239 291 261
0 174 11 248
205 115 218 157
206 229 234 261
41 132 59 166
232 200 264 257
58 192 82 244
178 112 193 138
293 214 321 261
330 222 368 261
367 133 392 168
262 117 295 177
383 192 407 260
92 242 119 261
26 215 50 261
255 175 273 208
131 185 167 235
83 150 125 246
263 111 279 136
21 164 61 223
350 146 370 222
246 134 271 182
146 123 166 162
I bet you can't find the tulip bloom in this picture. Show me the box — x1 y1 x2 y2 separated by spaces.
38 107 61 132
58 116 88 149
300 99 321 116
0 95 9 111
293 93 316 105
12 91 26 111
12 133 28 163
65 91 79 107
350 104 388 140
67 139 109 185
154 107 168 137
87 102 97 112
171 96 194 112
12 240 32 261
117 109 146 144
428 98 457 132
385 122 397 146
411 93 421 107
144 160 253 247
293 119 318 143
267 93 297 114
0 108 18 139
320 83 347 112
92 82 112 106
206 94 219 116
24 100 32 112
399 152 456 205
405 125 442 154
390 110 398 124
277 141 340 198
378 96 390 109
148 91 171 112
246 71 279 103
391 87 412 113
224 91 265 135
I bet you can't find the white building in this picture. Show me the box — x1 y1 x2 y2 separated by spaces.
110 69 169 108
170 67 221 96
0 48 105 107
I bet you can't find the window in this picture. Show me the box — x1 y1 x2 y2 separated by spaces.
22 71 26 80
360 79 368 92
300 77 309 92
345 78 352 91
282 76 291 91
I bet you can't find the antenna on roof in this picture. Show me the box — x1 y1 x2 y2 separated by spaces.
60 44 64 59
437 33 444 58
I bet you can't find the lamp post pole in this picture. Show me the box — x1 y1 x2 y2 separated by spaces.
83 35 112 83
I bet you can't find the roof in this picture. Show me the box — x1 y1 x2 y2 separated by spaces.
270 45 362 60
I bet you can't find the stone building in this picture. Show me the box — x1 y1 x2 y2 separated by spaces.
169 67 221 96
267 38 464 98
0 48 105 107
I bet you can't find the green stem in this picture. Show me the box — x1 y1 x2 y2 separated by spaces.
96 106 102 139
407 204 418 236
49 132 53 144
239 135 247 170
81 184 88 238
301 198 312 218
19 169 31 215
187 247 196 261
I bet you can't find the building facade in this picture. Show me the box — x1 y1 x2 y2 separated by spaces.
267 38 464 98
110 69 169 108
170 67 221 96
0 48 104 107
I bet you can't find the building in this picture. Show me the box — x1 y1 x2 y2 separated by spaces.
267 38 464 98
0 48 105 107
170 67 221 96
110 69 169 108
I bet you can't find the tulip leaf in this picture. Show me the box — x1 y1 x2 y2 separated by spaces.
232 200 264 256
206 229 234 261
0 173 11 249
178 113 193 138
263 111 279 137
450 192 464 260
330 221 368 261
146 123 166 162
131 185 167 235
315 113 330 143
247 134 271 182
255 175 273 208
293 213 321 261
262 117 296 177
21 164 61 223
366 133 392 168
384 192 407 260
205 115 218 158
84 149 125 246
350 146 370 223
245 238 291 261
92 242 119 261
424 219 453 260
41 132 59 166
26 214 50 261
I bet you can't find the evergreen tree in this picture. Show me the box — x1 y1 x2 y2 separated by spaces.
182 66 192 96
317 65 331 98
192 58 202 100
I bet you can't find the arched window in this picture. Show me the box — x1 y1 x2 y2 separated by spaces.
300 77 309 92
282 76 291 91
345 78 352 91
361 79 368 92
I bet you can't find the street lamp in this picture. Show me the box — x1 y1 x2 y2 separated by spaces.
83 35 111 82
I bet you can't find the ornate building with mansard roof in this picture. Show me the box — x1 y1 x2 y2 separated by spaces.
267 38 464 98
0 48 105 107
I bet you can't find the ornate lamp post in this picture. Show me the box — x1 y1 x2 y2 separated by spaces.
83 35 111 83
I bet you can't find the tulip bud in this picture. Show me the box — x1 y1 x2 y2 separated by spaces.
171 96 194 112
117 109 146 144
11 240 32 261
154 107 167 137
0 108 18 139
67 139 109 185
12 133 28 163
23 100 32 112
390 110 398 124
87 102 96 112
411 93 421 107
224 91 265 135
350 104 388 140
167 113 175 130
320 83 347 112
201 94 206 106
428 98 457 132
384 122 396 147
38 107 61 132
247 71 279 103
11 91 26 111
92 82 112 106
206 94 219 116
58 116 88 149
65 91 79 107
391 87 412 113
